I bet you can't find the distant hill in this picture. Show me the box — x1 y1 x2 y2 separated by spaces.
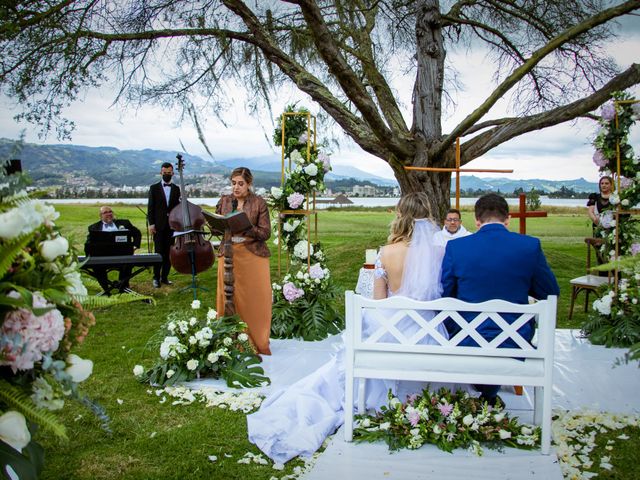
0 138 597 193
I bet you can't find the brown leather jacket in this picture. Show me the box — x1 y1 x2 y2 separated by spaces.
216 193 272 258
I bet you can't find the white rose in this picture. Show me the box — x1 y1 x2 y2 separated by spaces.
65 354 93 383
389 397 401 409
380 422 390 431
40 236 69 261
621 199 630 206
290 150 303 164
186 359 199 371
189 317 197 326
238 333 249 342
206 308 217 321
207 353 219 363
64 270 87 296
189 336 197 345
304 164 318 177
462 414 474 426
191 300 201 309
521 426 533 435
361 418 371 428
223 337 233 346
166 369 175 378
0 411 31 452
133 365 144 376
433 424 442 435
493 413 505 422
283 222 296 232
499 429 512 440
310 180 317 187
270 187 283 199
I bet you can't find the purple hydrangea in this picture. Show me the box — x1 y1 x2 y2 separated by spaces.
600 210 615 229
601 102 616 121
318 152 331 173
619 176 633 189
592 150 608 168
631 243 640 256
309 263 325 279
287 192 305 209
282 282 304 302
298 132 308 144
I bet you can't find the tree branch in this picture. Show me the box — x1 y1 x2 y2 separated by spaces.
435 0 640 159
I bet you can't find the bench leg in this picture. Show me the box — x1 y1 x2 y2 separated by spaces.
344 374 354 442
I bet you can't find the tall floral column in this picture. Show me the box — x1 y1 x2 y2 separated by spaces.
583 91 640 352
268 105 343 340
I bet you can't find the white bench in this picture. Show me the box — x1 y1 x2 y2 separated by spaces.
343 291 557 454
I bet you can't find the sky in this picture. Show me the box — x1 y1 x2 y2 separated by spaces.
1 14 639 182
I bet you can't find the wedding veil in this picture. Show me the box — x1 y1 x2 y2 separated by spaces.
395 219 444 302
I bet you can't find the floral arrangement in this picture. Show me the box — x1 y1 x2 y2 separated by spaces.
353 387 540 455
268 105 344 340
583 92 640 352
0 160 111 477
136 300 269 388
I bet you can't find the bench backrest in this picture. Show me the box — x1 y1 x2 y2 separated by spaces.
345 291 557 360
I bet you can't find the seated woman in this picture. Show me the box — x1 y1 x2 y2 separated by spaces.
587 176 613 234
246 192 448 464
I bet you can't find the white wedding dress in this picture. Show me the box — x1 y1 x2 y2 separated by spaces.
247 220 449 464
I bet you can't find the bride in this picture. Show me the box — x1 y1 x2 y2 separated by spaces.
247 192 448 464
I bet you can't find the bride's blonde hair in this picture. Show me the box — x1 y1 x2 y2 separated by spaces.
387 192 433 244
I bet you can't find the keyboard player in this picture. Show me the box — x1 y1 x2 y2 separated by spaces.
84 206 142 293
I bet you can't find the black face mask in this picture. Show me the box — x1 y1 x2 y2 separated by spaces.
162 174 173 183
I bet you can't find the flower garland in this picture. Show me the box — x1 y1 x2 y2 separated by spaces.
583 92 640 350
136 300 269 388
353 387 540 455
0 160 108 476
269 105 343 340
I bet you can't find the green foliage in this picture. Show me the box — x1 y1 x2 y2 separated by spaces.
222 354 270 389
0 380 67 440
526 189 541 210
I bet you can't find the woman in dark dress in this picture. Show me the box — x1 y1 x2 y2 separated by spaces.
587 176 613 234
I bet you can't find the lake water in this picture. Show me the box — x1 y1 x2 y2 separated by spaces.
47 196 589 208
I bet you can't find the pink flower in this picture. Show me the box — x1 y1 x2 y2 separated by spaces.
631 243 640 256
282 282 304 303
406 393 418 405
287 192 305 209
319 152 331 173
309 264 325 279
601 102 616 121
0 292 65 373
592 150 608 168
438 402 453 417
619 177 633 189
407 410 421 427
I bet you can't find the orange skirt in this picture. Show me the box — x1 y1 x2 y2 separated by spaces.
216 243 272 355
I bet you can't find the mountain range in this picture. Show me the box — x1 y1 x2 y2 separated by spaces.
0 138 597 193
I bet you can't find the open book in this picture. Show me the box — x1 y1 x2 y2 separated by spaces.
202 209 252 235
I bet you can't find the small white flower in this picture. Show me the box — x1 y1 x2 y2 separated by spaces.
40 235 69 261
270 186 283 199
65 354 93 383
208 455 217 462
521 426 533 435
0 411 31 452
304 163 318 176
273 462 285 470
389 397 401 409
191 300 201 309
238 333 249 342
223 337 233 346
207 353 219 363
361 418 371 428
189 317 197 326
117 398 124 405
186 359 199 371
499 429 512 439
462 414 474 426
133 365 144 376
166 369 175 379
310 180 317 186
206 308 217 320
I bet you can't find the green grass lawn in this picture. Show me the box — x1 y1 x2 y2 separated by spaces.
35 203 637 480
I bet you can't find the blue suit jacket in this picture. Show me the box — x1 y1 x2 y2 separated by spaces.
441 223 559 347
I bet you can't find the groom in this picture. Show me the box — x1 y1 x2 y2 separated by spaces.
440 193 559 404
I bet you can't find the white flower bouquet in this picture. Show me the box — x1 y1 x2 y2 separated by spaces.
137 303 269 388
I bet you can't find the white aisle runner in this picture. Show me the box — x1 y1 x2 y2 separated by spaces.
189 330 640 480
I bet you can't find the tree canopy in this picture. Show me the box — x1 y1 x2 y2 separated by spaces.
1 0 639 217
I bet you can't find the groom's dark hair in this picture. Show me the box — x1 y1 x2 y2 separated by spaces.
475 193 509 223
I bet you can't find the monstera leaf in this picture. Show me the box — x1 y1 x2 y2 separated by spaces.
222 353 270 389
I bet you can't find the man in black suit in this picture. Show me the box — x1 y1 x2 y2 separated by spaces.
147 162 181 288
85 206 142 293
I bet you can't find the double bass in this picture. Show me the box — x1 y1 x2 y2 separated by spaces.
168 154 215 274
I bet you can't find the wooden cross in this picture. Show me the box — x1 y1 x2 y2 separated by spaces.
509 193 547 234
405 138 514 209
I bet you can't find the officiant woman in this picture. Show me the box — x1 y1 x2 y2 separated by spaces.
215 167 272 355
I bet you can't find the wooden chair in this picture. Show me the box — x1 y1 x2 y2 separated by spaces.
568 238 611 320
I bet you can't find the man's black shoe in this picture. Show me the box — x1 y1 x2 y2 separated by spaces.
152 279 160 288
161 279 173 285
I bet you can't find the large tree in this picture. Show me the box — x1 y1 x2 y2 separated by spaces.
1 0 639 218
